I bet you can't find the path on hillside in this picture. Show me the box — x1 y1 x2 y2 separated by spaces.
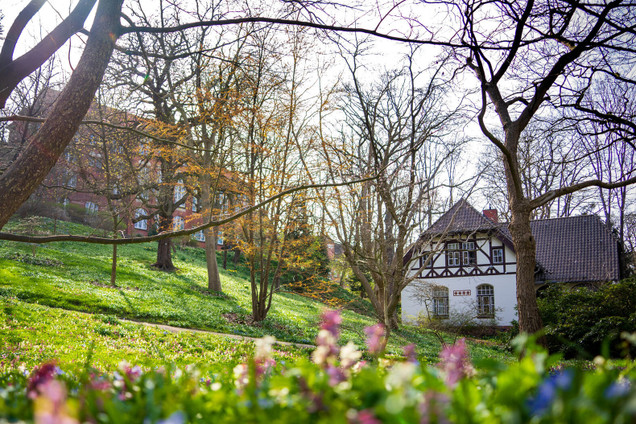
121 318 315 349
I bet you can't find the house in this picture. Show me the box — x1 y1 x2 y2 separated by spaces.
401 200 622 326
3 89 237 248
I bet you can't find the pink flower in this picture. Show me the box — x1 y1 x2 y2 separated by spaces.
320 309 342 338
326 364 346 386
27 362 57 399
403 343 418 363
348 409 381 424
364 324 386 356
438 338 473 386
33 380 78 424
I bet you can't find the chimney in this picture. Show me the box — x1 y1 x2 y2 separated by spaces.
483 208 498 223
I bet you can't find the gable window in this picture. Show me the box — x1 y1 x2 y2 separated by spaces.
462 241 476 265
492 248 504 264
476 284 495 318
432 286 449 318
420 251 433 269
173 215 185 231
447 242 460 266
134 208 148 230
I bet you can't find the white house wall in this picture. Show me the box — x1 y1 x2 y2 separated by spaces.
402 233 518 326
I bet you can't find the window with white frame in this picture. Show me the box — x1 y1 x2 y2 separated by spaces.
193 230 205 242
67 175 77 188
173 215 185 231
492 248 504 264
134 209 148 230
476 284 495 317
85 201 99 215
174 180 186 209
432 286 449 318
192 196 199 213
447 242 460 266
217 231 224 245
462 241 477 266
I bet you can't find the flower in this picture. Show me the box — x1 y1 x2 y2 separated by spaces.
326 364 346 387
254 336 276 362
33 380 78 424
386 362 416 389
233 364 249 389
27 362 58 399
605 379 631 399
364 324 386 356
403 344 418 363
527 370 573 415
347 409 381 424
438 339 473 386
340 342 362 369
320 309 342 338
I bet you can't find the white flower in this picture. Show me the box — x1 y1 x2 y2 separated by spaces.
385 362 416 390
339 342 362 369
312 345 331 365
255 336 276 361
233 364 249 389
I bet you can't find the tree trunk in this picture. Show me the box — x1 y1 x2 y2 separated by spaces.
205 227 222 291
153 238 175 271
509 205 545 337
0 0 123 229
223 249 228 270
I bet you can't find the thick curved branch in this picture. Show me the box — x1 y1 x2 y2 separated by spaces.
0 174 378 245
530 174 636 210
0 0 46 65
0 0 99 108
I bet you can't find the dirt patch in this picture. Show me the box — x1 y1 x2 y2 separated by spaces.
222 312 259 326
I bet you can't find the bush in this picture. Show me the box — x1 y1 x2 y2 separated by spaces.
538 279 636 358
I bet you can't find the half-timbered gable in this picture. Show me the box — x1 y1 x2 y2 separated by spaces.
402 200 622 327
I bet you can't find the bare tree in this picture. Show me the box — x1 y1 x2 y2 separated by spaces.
312 45 466 333
440 0 636 337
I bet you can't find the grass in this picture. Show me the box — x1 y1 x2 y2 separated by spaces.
0 217 513 369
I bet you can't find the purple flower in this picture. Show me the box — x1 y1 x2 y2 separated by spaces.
438 339 473 386
403 343 418 363
364 324 386 356
326 364 346 387
320 309 342 338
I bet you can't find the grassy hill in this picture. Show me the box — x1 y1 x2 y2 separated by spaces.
0 217 512 372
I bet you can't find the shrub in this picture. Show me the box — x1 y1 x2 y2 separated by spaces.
538 279 636 358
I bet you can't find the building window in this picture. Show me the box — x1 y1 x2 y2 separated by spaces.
173 215 185 231
462 241 476 265
217 231 224 245
85 201 99 215
174 180 186 209
194 230 205 242
420 251 433 269
192 196 200 213
477 284 495 318
446 242 460 266
134 208 148 230
67 175 77 188
492 248 503 264
432 286 449 318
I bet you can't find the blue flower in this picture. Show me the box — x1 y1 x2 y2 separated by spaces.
605 380 631 399
527 370 573 415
